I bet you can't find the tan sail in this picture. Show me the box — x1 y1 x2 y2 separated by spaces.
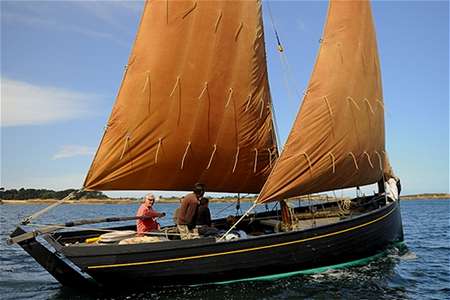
84 0 278 193
257 0 386 203
383 152 395 179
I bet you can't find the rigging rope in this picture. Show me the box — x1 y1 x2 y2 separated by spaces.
236 193 242 215
265 0 303 153
266 1 284 53
213 201 239 218
218 202 258 241
266 1 302 100
268 95 281 154
19 190 79 225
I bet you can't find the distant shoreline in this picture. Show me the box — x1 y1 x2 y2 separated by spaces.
0 198 141 205
0 193 448 205
0 197 255 205
398 194 450 200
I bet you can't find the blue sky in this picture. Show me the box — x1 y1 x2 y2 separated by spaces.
1 0 448 198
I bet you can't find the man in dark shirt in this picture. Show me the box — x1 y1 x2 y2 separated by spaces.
177 183 205 239
196 197 211 226
196 197 219 236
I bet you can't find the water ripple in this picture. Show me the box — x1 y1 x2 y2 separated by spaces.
0 200 449 299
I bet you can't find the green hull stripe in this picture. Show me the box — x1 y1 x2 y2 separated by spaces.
205 241 405 286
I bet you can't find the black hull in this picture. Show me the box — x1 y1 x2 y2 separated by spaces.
12 200 403 288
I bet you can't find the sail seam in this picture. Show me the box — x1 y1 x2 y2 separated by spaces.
346 96 361 110
235 22 244 41
347 96 362 151
169 76 181 126
323 96 334 117
253 148 258 173
364 151 374 168
165 0 169 24
182 1 197 19
142 71 150 92
198 82 208 100
232 147 240 173
376 99 385 112
259 98 264 119
169 76 180 97
214 11 222 33
374 151 383 170
180 142 191 170
268 148 272 168
154 138 162 164
323 96 335 137
225 88 233 108
206 144 217 170
119 135 131 160
363 98 375 114
328 152 336 173
143 71 151 114
348 152 359 170
301 152 313 174
245 94 252 112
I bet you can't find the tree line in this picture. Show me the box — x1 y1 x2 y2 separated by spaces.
0 188 109 200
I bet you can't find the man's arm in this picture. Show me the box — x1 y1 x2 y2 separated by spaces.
145 208 165 218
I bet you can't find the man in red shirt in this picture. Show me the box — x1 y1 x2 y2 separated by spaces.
177 183 205 239
136 193 165 236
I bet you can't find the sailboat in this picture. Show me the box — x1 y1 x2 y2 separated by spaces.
9 0 403 289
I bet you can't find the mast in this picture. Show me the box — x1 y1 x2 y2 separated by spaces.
84 0 278 193
257 0 387 203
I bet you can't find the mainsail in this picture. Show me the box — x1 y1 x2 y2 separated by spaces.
84 0 278 193
257 0 386 203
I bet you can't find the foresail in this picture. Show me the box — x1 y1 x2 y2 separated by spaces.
84 0 278 193
257 0 386 203
383 152 396 179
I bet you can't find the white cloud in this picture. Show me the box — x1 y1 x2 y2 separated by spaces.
52 145 96 160
1 78 99 127
74 0 143 30
2 11 54 28
1 0 143 47
2 11 128 47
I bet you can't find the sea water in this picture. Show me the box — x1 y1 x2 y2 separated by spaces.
0 200 449 300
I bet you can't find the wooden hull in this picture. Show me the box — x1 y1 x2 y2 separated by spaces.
11 199 403 288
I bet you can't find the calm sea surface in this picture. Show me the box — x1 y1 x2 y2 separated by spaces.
0 199 449 300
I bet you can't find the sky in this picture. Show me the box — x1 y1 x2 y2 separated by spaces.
1 0 449 198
